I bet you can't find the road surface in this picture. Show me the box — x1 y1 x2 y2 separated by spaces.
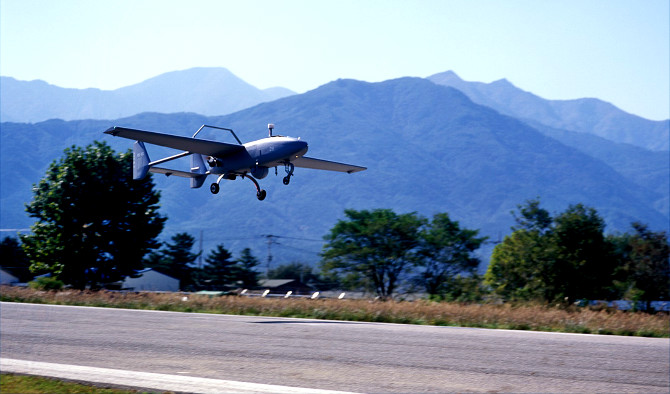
1 302 668 393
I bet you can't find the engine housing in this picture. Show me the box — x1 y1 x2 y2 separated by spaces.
251 166 269 179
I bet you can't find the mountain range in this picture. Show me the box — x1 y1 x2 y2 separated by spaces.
428 71 669 151
0 67 294 123
1 68 668 270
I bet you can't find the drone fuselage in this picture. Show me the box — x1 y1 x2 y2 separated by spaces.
208 136 308 175
104 125 365 201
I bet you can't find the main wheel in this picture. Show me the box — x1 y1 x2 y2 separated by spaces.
283 176 291 185
210 183 220 194
257 189 267 201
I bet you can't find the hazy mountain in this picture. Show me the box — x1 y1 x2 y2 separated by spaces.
1 78 667 269
428 71 669 151
523 120 669 217
0 67 295 123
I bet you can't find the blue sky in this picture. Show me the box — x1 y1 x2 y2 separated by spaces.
1 0 668 120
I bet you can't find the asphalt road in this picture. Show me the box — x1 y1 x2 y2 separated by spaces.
1 302 668 393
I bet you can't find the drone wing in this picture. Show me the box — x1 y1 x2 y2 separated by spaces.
149 167 203 178
104 126 244 157
292 156 366 174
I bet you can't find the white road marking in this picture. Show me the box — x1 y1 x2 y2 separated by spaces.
1 358 358 394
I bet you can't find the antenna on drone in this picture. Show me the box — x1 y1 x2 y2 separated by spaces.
268 123 274 137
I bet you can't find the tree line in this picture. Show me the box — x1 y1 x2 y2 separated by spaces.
318 203 669 308
485 199 670 309
2 142 668 307
143 232 261 291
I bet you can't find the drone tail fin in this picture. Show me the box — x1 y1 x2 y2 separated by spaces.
133 141 150 180
190 154 207 188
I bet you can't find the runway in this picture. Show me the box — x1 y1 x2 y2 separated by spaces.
1 302 668 393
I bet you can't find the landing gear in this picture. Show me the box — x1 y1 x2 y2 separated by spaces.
211 174 227 194
243 174 266 201
283 162 295 185
210 173 266 200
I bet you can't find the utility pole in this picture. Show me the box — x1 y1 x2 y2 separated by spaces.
198 230 204 269
265 235 279 277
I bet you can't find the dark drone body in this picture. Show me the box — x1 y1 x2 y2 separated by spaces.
104 124 366 200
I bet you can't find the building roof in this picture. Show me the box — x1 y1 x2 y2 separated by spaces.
259 279 297 288
0 268 19 284
257 279 315 295
0 265 34 282
132 268 177 280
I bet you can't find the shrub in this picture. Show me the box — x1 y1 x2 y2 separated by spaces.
28 277 64 291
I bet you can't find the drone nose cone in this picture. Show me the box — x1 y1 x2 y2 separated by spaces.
294 139 308 156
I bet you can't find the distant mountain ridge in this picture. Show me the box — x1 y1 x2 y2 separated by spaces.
428 71 669 151
4 67 666 152
1 77 667 268
0 67 295 122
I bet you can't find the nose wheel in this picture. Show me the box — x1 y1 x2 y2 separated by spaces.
283 162 295 185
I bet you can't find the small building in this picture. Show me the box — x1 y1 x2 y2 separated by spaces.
257 279 314 295
0 265 34 285
0 268 19 285
122 268 179 292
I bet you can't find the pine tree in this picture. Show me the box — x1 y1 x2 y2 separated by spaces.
236 248 260 288
146 233 200 290
202 244 239 289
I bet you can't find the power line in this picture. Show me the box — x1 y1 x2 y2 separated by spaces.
260 234 324 274
190 232 325 271
215 236 263 241
270 235 323 242
271 242 321 256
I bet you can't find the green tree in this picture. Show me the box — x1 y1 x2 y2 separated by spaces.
321 209 425 299
486 200 615 302
146 232 200 290
612 223 670 310
512 198 552 234
236 248 261 288
20 142 165 289
202 244 239 289
416 213 487 296
552 204 615 300
485 199 556 301
439 274 488 302
486 228 557 301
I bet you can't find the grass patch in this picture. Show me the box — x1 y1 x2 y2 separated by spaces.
0 373 167 394
1 286 667 337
